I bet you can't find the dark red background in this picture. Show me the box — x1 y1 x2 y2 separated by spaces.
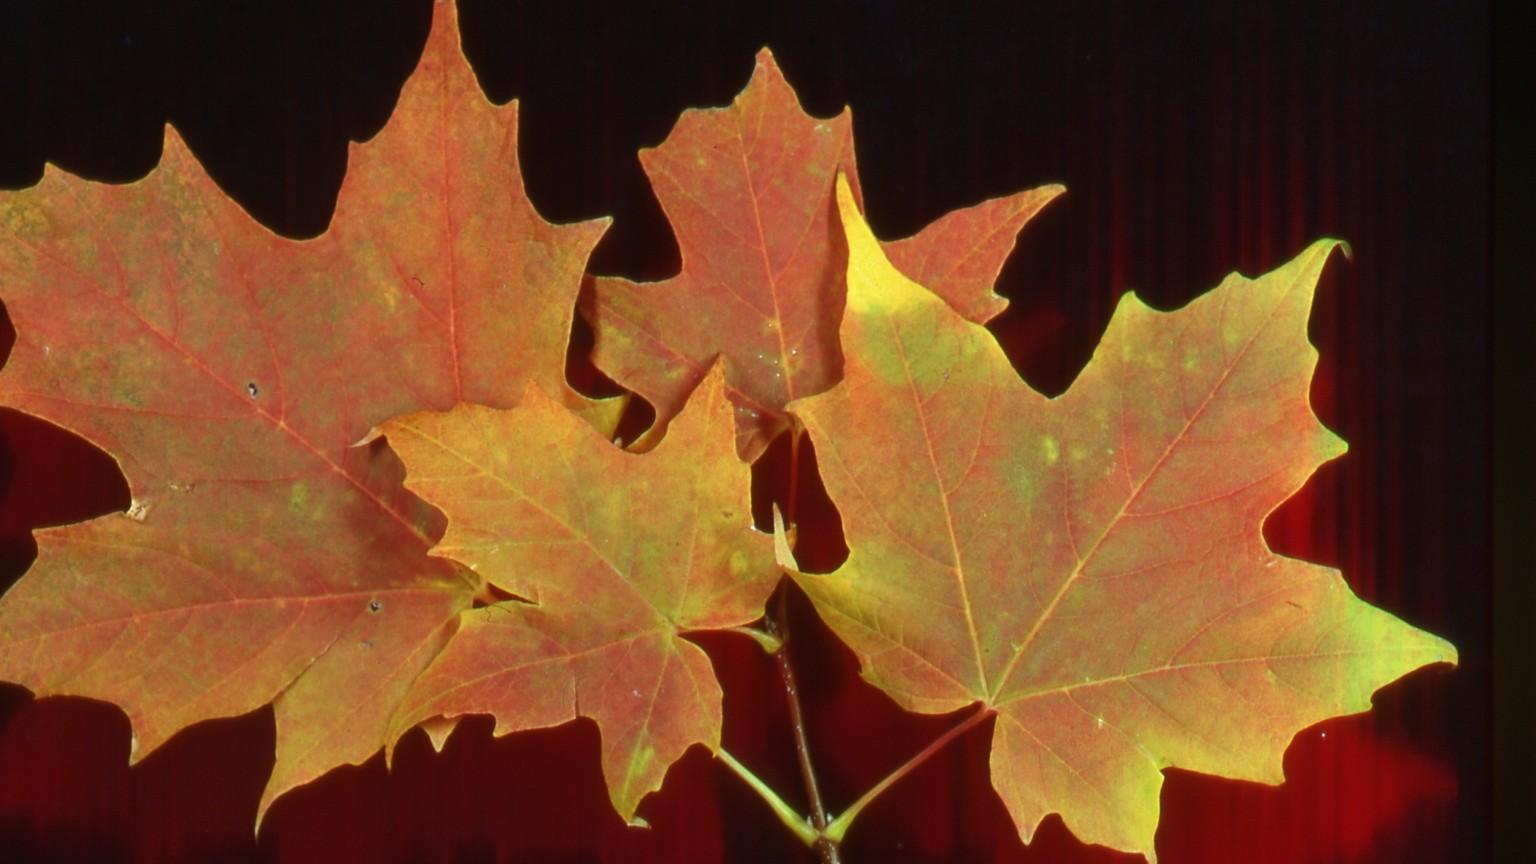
0 1 1494 862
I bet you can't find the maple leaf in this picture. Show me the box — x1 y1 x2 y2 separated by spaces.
377 364 777 822
782 176 1456 859
583 50 1061 460
0 0 621 823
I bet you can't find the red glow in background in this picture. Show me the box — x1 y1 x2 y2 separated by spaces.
0 2 1490 862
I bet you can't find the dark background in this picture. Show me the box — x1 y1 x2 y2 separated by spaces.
0 1 1502 862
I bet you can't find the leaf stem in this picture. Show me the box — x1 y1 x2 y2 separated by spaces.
724 624 784 654
717 749 820 848
822 703 991 843
769 588 841 863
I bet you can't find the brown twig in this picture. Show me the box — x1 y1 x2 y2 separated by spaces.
768 586 841 864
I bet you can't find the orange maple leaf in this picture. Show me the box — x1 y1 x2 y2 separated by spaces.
0 0 619 823
584 49 1061 460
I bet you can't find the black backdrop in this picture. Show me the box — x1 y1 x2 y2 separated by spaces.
0 2 1495 862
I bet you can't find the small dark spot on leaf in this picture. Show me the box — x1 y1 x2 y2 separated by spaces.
368 599 383 613
360 639 374 649
1286 600 1303 610
247 382 259 399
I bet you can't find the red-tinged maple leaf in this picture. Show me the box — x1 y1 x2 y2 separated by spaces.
0 0 621 824
377 364 778 822
583 49 1061 460
780 176 1456 859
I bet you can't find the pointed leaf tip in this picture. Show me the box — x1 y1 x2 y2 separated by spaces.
771 504 799 572
834 172 931 318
